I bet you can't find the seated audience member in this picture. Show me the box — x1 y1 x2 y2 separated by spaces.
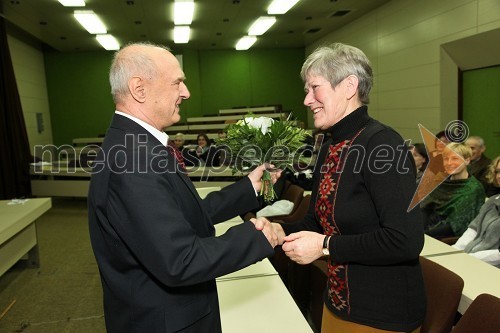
426 130 449 172
484 156 500 197
173 132 185 150
411 143 429 184
420 131 450 192
465 136 492 189
453 194 500 267
421 143 485 239
190 133 221 167
195 133 211 162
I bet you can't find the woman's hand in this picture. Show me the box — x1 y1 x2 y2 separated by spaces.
282 231 325 265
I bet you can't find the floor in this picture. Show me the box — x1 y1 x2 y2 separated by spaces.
0 198 105 333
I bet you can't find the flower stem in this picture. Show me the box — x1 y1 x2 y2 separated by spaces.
260 170 277 204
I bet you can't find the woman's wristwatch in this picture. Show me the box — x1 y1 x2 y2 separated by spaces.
322 235 330 256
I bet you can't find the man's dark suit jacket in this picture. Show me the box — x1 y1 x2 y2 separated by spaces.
88 114 274 333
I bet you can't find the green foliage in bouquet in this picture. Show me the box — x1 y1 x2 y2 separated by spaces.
217 114 311 203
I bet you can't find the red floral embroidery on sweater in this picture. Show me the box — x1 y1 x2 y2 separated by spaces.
316 141 349 311
315 128 365 314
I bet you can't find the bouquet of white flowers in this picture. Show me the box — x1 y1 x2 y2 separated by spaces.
218 114 310 203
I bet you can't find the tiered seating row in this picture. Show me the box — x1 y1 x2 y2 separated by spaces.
218 105 281 115
186 112 289 123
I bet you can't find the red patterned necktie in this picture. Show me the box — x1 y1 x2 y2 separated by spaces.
167 141 186 171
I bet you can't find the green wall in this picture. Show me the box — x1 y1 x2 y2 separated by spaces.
462 66 500 158
44 51 115 145
45 47 306 146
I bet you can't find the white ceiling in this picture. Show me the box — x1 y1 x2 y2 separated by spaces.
1 0 390 52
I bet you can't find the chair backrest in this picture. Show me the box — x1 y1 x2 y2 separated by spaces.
277 194 310 223
437 236 459 245
309 258 328 333
452 293 500 333
280 183 304 214
419 256 464 333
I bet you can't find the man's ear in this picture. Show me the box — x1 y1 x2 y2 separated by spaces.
344 75 359 100
129 76 146 103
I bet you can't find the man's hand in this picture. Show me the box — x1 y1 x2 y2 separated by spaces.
250 217 279 247
282 231 325 265
252 217 286 245
247 164 282 193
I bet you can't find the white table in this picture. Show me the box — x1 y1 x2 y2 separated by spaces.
428 252 500 314
0 198 52 276
215 219 278 281
214 219 244 235
30 164 239 197
420 235 463 257
196 186 221 199
217 275 313 333
215 218 312 332
217 257 277 282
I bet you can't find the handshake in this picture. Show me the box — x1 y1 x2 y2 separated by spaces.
250 217 285 248
250 217 328 266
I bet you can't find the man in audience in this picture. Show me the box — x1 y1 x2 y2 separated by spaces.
465 136 491 189
87 42 279 333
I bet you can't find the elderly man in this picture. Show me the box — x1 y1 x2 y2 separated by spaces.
466 136 491 189
88 42 279 333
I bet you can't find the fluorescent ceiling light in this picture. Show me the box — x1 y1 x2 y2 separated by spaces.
235 36 257 50
248 16 276 36
268 0 300 15
58 0 85 6
96 34 120 50
174 26 191 44
74 10 107 34
174 0 195 25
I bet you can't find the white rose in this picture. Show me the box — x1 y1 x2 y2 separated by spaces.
245 116 274 134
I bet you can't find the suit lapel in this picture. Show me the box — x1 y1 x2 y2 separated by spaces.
110 115 213 232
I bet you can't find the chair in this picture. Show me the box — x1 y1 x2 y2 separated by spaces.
273 193 310 223
271 182 305 222
268 195 311 284
308 258 328 333
452 293 500 333
241 180 304 222
419 256 464 333
438 236 459 245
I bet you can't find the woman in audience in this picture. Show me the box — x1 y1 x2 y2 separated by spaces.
193 133 221 166
421 142 485 239
411 143 429 184
485 156 500 197
426 130 449 176
453 194 500 267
